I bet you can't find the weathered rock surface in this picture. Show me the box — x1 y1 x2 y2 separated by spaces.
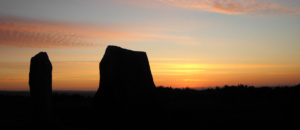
29 52 52 124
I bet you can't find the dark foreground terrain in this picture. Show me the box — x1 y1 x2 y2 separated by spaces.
0 85 299 130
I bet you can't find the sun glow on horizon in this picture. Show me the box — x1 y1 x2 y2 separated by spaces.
2 59 300 90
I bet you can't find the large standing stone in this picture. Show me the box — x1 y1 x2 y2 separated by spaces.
94 46 157 128
29 52 52 124
95 45 156 103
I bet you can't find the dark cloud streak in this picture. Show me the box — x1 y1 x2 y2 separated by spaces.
0 17 96 48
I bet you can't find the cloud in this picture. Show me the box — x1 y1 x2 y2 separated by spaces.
0 17 101 48
0 17 198 48
159 0 295 15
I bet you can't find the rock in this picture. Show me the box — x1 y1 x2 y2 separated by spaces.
29 52 52 124
94 46 157 128
95 45 156 104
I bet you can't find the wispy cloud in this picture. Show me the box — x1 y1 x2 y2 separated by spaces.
0 17 100 48
159 0 296 15
0 17 198 48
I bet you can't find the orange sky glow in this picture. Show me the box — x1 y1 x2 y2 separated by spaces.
1 60 299 91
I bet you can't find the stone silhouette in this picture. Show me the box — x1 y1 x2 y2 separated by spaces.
95 45 156 104
29 52 53 125
94 46 157 129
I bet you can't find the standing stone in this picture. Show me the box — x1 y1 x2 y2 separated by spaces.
29 52 52 125
95 45 156 104
94 46 157 128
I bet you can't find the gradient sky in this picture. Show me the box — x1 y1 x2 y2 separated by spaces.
0 0 300 91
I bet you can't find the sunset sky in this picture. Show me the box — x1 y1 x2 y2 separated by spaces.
0 0 300 91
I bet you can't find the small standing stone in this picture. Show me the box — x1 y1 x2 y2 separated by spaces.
29 52 53 125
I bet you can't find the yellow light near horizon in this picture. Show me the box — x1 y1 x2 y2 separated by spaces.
0 60 300 90
150 62 300 88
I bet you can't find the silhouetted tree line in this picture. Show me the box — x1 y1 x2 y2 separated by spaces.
1 84 300 129
156 84 300 104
